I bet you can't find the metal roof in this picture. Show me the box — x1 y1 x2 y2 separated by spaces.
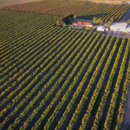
72 21 93 26
110 23 130 32
110 23 127 29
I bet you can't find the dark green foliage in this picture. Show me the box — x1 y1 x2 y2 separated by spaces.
56 14 74 26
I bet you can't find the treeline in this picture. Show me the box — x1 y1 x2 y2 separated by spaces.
56 14 74 26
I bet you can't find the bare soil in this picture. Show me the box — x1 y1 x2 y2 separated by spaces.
106 31 130 38
122 83 130 130
121 9 130 22
80 0 122 4
80 0 130 4
0 0 42 8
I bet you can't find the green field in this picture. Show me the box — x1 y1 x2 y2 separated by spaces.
0 0 130 130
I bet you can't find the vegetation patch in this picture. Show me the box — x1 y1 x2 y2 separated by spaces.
85 26 96 31
56 14 74 26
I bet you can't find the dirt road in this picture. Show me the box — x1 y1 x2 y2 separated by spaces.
120 9 130 22
122 83 130 130
0 0 42 8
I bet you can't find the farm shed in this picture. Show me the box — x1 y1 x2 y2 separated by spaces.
77 22 84 27
96 26 106 32
72 21 78 26
72 21 93 27
106 28 109 31
83 22 93 27
110 23 130 33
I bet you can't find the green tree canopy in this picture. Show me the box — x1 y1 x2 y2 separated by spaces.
127 19 130 23
56 14 74 26
93 17 97 23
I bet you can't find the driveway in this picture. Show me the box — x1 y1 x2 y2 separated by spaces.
105 30 130 38
74 18 94 23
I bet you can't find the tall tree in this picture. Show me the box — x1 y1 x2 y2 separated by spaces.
93 17 97 23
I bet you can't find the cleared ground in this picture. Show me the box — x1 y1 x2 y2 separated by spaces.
121 9 130 22
86 0 122 4
122 83 130 130
0 0 42 8
80 0 130 4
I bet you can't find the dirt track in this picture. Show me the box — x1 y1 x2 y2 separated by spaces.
0 0 42 8
120 9 130 22
122 83 130 130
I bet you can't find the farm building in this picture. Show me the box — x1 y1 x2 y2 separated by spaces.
72 21 93 27
72 21 78 26
110 23 130 33
96 26 106 32
83 22 93 27
77 22 84 27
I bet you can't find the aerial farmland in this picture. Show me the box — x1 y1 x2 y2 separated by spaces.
0 0 130 130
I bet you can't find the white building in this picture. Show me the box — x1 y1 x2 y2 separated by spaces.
106 28 109 31
96 26 106 32
110 23 130 33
